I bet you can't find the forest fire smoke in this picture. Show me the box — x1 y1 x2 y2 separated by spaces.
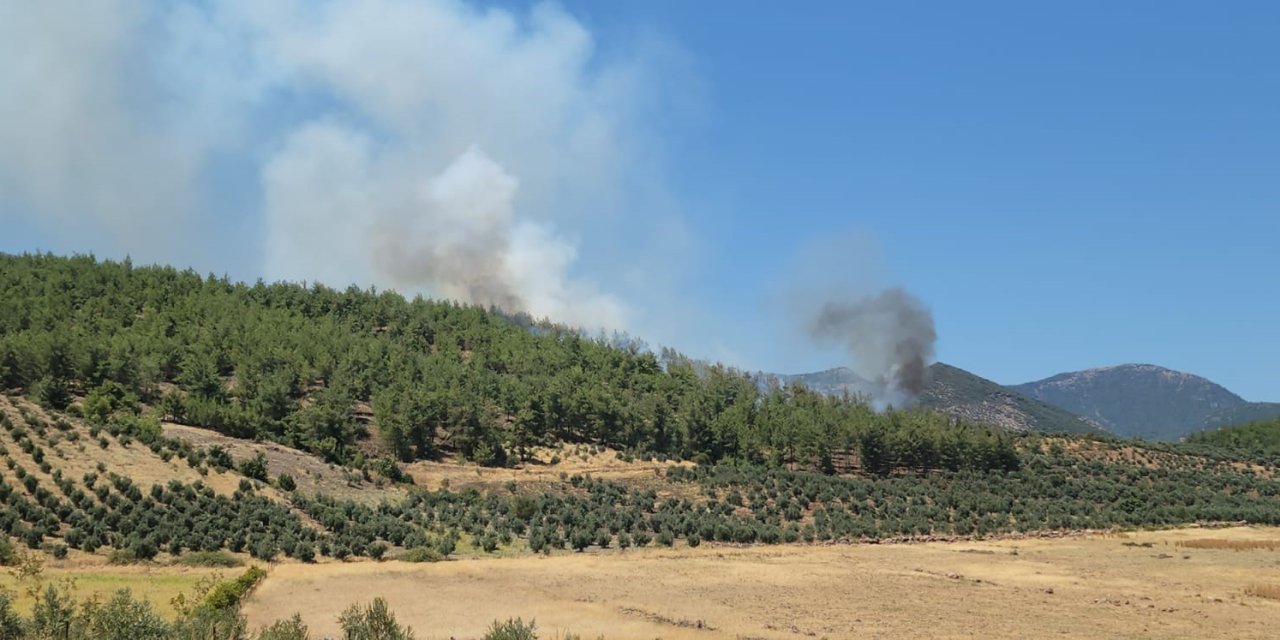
811 287 937 409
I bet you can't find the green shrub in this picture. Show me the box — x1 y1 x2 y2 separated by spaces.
400 546 444 563
277 473 297 492
28 583 76 637
171 605 249 639
107 549 141 565
483 617 537 640
338 597 415 640
129 537 159 561
87 589 170 640
295 544 316 563
251 538 278 562
177 550 243 568
257 613 310 640
207 446 233 471
0 537 15 566
0 592 22 639
239 452 269 481
203 565 268 611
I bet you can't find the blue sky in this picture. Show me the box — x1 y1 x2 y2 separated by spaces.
552 1 1280 398
2 1 1277 399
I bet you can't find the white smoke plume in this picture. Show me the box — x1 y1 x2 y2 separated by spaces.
262 125 625 326
811 287 937 409
0 0 677 332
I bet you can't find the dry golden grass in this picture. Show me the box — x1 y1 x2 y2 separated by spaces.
162 422 398 503
404 443 692 494
0 396 262 500
1245 584 1280 601
1177 538 1280 551
163 424 692 502
242 526 1280 640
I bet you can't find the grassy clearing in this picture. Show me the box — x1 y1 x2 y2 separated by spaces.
0 566 225 619
1176 538 1280 551
174 550 245 568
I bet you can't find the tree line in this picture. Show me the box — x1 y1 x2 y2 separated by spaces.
0 252 1017 474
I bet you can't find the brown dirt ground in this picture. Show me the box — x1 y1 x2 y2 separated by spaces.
161 422 397 503
0 397 242 497
404 444 692 494
161 424 692 502
242 525 1280 640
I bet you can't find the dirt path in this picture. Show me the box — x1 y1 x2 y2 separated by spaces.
242 526 1280 639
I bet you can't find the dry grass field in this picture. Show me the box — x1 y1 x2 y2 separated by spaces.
240 525 1280 640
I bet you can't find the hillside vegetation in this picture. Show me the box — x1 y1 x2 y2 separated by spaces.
1186 416 1280 459
2 253 1280 566
0 252 1017 475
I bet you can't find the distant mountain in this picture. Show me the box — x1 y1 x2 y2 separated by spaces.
1012 364 1280 441
776 367 881 401
920 363 1104 434
778 363 1104 435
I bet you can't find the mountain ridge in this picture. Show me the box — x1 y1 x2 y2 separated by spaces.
1013 363 1280 441
781 361 1280 440
777 363 1104 434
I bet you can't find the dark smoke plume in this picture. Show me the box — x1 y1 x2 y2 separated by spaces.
811 287 937 408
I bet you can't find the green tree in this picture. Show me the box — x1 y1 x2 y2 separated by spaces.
338 597 415 640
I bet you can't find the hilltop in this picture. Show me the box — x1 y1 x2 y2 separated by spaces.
920 363 1104 434
778 364 1103 434
785 362 1280 440
1013 364 1280 441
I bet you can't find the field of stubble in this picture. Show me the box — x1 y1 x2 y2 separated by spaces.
241 525 1280 639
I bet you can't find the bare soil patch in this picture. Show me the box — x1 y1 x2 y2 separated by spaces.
0 397 241 496
161 422 401 503
404 444 692 494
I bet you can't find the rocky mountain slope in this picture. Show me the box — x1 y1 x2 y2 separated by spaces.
779 364 1103 434
921 364 1104 434
1013 364 1280 441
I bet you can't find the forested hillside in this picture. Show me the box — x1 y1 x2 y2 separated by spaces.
1186 416 1280 459
920 363 1103 434
0 253 1017 474
3 254 1280 600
